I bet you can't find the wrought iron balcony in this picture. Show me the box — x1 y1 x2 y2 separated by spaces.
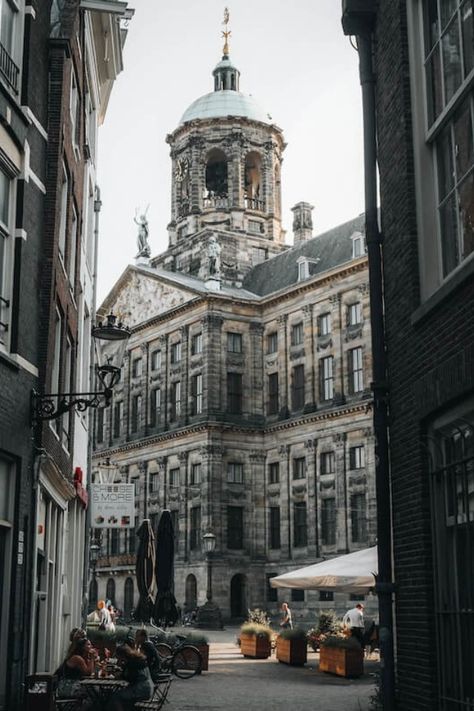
0 43 19 94
203 194 228 209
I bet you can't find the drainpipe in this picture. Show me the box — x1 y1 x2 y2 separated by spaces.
341 4 396 709
82 185 102 626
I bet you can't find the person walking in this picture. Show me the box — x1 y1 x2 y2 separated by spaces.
279 602 293 630
343 603 365 645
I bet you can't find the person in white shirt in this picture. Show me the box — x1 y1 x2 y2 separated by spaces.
343 603 364 645
280 602 293 630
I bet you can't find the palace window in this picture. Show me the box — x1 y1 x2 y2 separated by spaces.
269 507 281 549
170 342 181 364
348 347 364 393
349 445 365 470
268 462 280 484
320 356 334 401
227 372 242 414
348 302 362 326
169 468 179 488
151 349 161 370
267 372 279 415
170 381 181 421
318 312 331 336
293 457 306 480
293 502 307 547
291 322 304 346
190 463 201 486
351 493 367 543
320 451 335 475
267 331 278 354
227 506 243 549
190 373 203 415
190 506 201 550
227 332 242 353
131 395 141 433
227 462 244 484
132 358 142 378
191 333 202 355
321 498 336 545
113 401 122 438
291 364 305 410
150 388 161 426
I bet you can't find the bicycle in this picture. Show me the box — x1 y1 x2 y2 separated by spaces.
149 631 202 679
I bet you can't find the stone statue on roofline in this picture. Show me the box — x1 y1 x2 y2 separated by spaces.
134 206 151 259
207 235 221 276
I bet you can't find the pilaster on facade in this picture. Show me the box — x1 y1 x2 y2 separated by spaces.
304 437 319 558
277 314 289 419
332 431 348 551
302 304 316 411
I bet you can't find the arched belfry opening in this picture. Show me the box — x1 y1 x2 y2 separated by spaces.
244 152 263 210
204 149 228 206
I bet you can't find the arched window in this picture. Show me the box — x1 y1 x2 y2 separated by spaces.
205 149 228 200
244 152 263 210
89 578 98 612
106 578 115 606
124 577 134 619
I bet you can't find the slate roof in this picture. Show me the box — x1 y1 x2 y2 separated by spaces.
242 213 366 297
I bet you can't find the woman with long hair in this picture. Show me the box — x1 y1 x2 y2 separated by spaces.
56 637 98 703
106 644 153 711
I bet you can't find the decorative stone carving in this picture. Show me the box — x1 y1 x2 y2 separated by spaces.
277 314 288 327
250 451 265 463
344 325 363 342
157 457 167 472
178 451 188 463
289 348 305 360
292 483 307 494
333 432 347 444
278 445 290 456
317 336 333 351
320 480 336 490
111 272 194 327
304 439 317 451
358 282 369 295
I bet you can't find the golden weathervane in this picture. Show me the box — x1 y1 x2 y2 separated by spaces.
222 7 231 56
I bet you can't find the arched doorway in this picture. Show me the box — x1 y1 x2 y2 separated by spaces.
230 574 246 619
106 578 115 606
89 578 98 612
185 574 197 612
124 577 134 620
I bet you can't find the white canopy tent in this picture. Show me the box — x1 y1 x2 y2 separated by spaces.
270 546 378 594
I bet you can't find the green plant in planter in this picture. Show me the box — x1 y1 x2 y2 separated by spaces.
321 635 362 649
246 608 271 626
278 627 307 641
240 622 272 640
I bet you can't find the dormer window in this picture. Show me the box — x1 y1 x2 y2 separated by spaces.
351 231 365 258
297 256 320 282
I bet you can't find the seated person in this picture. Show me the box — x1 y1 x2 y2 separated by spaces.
57 637 97 701
134 629 161 681
106 644 153 711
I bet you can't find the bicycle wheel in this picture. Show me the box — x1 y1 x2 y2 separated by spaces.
171 645 202 679
155 643 173 659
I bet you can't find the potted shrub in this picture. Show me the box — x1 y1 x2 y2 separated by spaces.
182 632 210 671
319 635 364 678
276 628 307 666
240 623 272 659
86 625 132 657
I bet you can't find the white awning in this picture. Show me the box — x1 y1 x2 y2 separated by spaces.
270 547 378 593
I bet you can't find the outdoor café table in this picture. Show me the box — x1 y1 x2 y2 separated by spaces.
80 678 129 706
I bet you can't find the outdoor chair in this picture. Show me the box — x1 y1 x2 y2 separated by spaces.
134 673 172 711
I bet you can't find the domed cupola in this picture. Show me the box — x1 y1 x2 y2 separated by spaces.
163 8 287 277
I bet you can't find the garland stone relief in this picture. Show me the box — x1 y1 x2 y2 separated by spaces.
112 272 193 327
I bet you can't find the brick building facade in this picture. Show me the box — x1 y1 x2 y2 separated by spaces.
92 46 377 624
0 2 131 708
343 1 474 708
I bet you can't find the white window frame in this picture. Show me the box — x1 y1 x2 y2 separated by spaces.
348 302 362 326
321 355 334 401
318 312 331 336
227 462 244 484
191 333 202 355
351 231 365 258
170 341 181 364
0 162 14 350
70 66 80 156
349 346 364 393
407 0 474 301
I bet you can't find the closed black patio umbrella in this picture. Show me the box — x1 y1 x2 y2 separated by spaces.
134 519 156 623
153 509 179 627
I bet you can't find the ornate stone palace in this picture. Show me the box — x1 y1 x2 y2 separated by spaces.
92 35 376 621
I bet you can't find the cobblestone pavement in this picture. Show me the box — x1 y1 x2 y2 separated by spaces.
169 628 377 711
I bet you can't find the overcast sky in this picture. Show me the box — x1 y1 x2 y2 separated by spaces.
96 0 364 303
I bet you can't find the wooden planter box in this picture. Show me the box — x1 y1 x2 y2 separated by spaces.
240 633 271 659
276 636 307 666
319 645 363 678
195 644 209 671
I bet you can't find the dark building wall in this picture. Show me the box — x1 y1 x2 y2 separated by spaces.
374 1 474 709
0 1 53 708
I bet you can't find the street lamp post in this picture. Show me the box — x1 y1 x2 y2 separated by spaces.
89 540 101 612
196 531 223 629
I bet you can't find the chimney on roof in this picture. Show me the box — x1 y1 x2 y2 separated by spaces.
291 202 314 244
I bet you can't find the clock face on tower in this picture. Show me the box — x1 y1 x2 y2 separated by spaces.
175 157 189 183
